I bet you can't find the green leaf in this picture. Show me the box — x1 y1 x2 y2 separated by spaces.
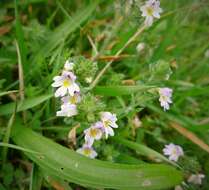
93 85 155 96
11 123 183 190
0 93 52 116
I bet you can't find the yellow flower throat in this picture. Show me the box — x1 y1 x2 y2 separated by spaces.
63 79 71 87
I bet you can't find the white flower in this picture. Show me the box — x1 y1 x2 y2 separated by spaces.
188 173 205 185
64 60 74 71
174 185 183 190
52 72 80 97
56 104 77 117
140 0 162 27
61 92 81 105
136 42 146 53
163 143 184 162
76 144 97 159
84 122 103 146
158 87 173 111
100 112 118 139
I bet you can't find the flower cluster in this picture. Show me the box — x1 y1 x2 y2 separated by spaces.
140 0 162 27
76 112 118 159
52 60 81 117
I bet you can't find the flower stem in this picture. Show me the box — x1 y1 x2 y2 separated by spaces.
89 25 146 89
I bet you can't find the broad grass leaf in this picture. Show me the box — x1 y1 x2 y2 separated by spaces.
11 123 183 190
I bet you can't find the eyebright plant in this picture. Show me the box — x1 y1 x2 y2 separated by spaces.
51 0 173 159
52 58 119 159
49 1 206 188
77 112 119 158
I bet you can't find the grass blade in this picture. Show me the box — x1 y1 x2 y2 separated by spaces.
1 102 17 164
30 164 43 190
0 93 52 116
114 137 178 167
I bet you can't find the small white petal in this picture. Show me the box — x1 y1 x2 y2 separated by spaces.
53 76 62 81
52 76 64 87
67 83 80 96
90 150 98 159
145 16 153 27
153 11 160 18
55 86 67 97
85 136 94 147
110 122 118 129
57 104 77 117
52 81 62 87
107 126 114 136
76 148 83 154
